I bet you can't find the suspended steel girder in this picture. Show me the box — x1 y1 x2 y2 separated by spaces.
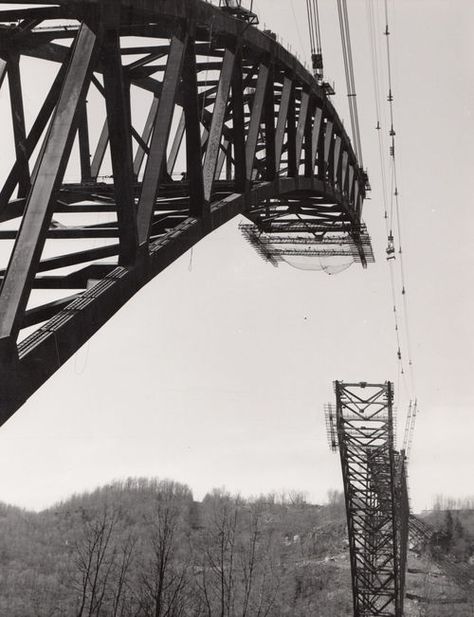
0 0 370 424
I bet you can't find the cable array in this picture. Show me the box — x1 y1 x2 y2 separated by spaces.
336 0 363 167
366 0 418 449
306 0 324 82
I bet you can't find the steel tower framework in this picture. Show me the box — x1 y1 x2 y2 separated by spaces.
332 381 409 617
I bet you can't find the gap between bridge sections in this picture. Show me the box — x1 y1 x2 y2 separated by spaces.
0 176 343 427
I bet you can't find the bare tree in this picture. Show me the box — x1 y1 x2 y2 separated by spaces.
71 504 135 617
136 485 190 617
193 493 280 617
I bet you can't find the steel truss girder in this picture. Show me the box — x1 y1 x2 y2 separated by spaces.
0 0 369 424
334 382 409 617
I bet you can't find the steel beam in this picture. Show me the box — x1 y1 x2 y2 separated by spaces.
167 110 185 175
245 63 269 181
6 52 30 197
231 51 246 192
0 24 97 345
137 34 186 244
202 47 235 203
101 20 138 264
294 90 309 172
133 95 159 177
78 100 92 182
182 38 204 216
275 76 291 172
0 61 68 212
263 66 276 181
324 119 333 177
90 119 109 180
286 85 297 176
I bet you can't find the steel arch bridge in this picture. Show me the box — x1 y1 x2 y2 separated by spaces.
0 0 371 424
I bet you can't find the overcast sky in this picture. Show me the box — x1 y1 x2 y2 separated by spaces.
0 0 472 512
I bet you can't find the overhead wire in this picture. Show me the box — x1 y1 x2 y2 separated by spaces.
313 0 322 55
366 0 405 384
306 0 316 55
366 0 418 452
382 0 416 396
306 0 324 82
289 0 307 61
367 0 388 221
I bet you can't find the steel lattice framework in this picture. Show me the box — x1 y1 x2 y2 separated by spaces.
332 382 409 617
0 0 371 424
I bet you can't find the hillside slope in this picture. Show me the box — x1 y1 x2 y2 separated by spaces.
0 480 472 616
0 480 353 616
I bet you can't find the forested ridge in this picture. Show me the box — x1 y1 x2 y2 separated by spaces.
1 479 473 616
0 479 353 616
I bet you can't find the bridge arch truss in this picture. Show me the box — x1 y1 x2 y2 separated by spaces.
0 0 370 422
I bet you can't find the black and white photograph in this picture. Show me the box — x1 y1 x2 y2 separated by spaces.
0 0 471 614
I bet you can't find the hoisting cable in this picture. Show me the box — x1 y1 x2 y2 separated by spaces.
290 0 307 61
367 0 418 453
366 0 409 391
383 0 416 396
367 0 388 221
306 0 324 83
336 0 364 168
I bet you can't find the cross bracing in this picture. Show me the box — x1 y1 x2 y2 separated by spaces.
0 0 371 423
330 382 409 617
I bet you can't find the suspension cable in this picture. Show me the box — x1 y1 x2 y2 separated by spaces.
366 0 417 452
336 0 363 167
313 0 323 55
383 0 416 395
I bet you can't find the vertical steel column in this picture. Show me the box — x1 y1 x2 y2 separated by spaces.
182 37 205 216
263 65 276 181
294 90 309 172
245 63 269 181
303 100 314 177
133 96 159 178
274 76 291 173
311 106 323 173
7 52 30 198
101 6 138 264
90 120 109 180
167 110 185 175
286 84 297 176
202 47 235 203
137 34 186 244
78 100 92 182
0 60 68 208
230 51 246 192
323 119 333 181
333 135 342 189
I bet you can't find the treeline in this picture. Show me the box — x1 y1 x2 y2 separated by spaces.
0 479 351 617
426 509 474 563
431 495 474 512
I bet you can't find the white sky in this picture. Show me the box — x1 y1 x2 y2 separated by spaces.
0 0 472 512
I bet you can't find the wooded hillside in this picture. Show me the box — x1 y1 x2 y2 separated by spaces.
0 479 352 616
1 480 473 616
